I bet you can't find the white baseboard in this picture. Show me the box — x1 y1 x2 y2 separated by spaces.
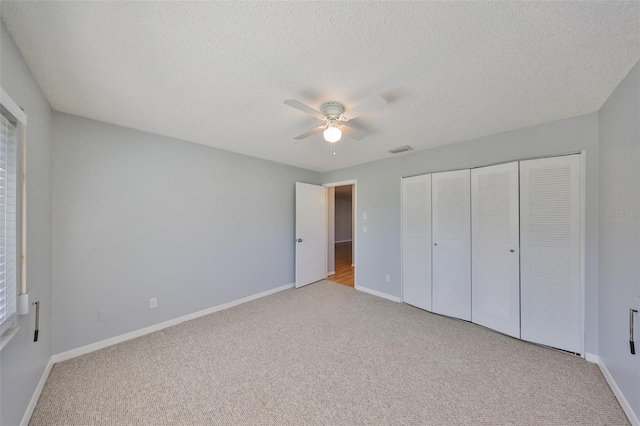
354 285 401 303
327 271 336 276
591 354 639 426
22 283 294 425
22 286 635 425
585 352 599 363
51 283 294 363
20 357 54 426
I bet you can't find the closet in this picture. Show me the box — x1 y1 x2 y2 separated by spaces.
402 174 432 311
520 155 582 353
432 170 471 321
401 154 583 354
471 162 520 338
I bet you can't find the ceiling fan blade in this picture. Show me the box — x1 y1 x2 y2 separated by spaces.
341 122 368 141
294 125 325 140
284 99 325 120
342 95 387 121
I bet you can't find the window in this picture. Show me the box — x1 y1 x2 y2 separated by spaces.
0 92 22 340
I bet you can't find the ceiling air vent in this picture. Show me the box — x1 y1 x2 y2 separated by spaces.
389 145 413 154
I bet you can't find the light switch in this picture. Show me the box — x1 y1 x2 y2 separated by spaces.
363 226 367 233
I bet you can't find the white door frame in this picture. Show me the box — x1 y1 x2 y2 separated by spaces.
323 179 357 288
579 151 586 357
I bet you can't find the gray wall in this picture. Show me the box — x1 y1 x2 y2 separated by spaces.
52 113 319 354
335 186 353 242
3 10 634 418
0 20 54 426
598 60 639 419
321 113 600 354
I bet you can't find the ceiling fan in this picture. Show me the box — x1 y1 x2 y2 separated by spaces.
284 96 387 143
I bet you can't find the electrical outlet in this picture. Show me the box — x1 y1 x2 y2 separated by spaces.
98 309 108 322
363 213 367 220
149 298 157 309
385 275 391 283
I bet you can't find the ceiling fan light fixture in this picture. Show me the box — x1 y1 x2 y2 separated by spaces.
285 96 387 142
323 120 342 143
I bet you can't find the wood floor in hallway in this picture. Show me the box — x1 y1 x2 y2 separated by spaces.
328 241 354 287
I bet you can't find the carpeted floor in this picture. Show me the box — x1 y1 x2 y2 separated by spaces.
30 280 628 425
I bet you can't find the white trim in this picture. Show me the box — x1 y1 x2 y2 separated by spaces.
400 176 404 304
335 239 352 244
580 151 586 357
0 326 20 351
23 283 294 424
584 352 599 363
326 187 334 279
323 180 357 288
0 88 27 125
590 355 640 426
355 284 401 303
20 357 54 426
323 180 356 188
0 98 23 341
21 105 28 297
402 151 584 179
52 283 294 363
352 181 358 289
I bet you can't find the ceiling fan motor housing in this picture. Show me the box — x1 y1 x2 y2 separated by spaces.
320 102 345 119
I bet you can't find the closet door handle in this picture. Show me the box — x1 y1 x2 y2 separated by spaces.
510 249 515 253
631 309 638 355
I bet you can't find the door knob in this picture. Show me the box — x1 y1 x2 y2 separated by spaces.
510 249 515 252
297 238 303 243
433 243 437 246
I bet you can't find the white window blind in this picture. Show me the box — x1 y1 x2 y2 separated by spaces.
0 111 18 337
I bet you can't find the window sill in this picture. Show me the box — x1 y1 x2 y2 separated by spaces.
0 326 21 352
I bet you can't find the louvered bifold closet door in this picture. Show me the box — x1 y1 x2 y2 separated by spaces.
432 169 471 321
402 174 432 311
520 155 582 354
471 162 520 338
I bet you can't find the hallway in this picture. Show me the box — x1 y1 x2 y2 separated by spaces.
328 241 354 287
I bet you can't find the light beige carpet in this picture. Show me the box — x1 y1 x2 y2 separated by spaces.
30 281 628 425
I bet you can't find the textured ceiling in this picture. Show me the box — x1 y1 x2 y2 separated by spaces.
1 1 638 172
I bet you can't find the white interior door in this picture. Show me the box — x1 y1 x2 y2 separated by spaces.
520 155 582 353
295 182 327 288
402 174 432 311
432 169 471 321
471 162 520 337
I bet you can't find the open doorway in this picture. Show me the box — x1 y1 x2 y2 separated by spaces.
326 183 355 287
